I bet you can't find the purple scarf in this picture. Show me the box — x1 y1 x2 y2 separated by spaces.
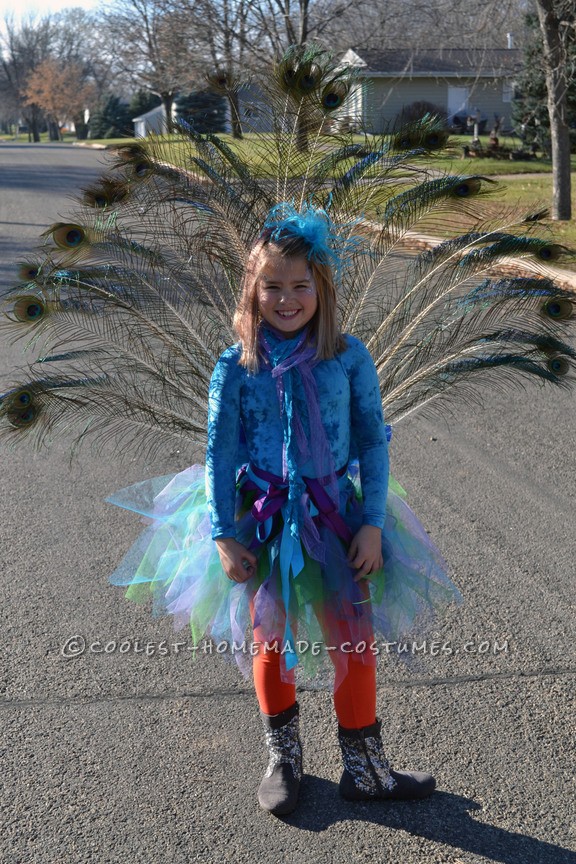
258 326 343 561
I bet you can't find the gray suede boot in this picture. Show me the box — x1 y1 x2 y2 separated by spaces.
338 720 436 801
258 702 302 815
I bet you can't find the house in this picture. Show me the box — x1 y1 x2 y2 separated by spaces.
340 48 522 134
133 104 176 137
134 97 228 136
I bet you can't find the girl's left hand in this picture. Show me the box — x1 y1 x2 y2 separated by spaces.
347 525 383 581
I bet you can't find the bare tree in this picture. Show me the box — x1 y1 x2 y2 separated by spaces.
167 0 252 138
256 0 529 56
246 0 365 57
166 0 355 139
0 15 57 141
533 0 574 220
100 0 199 130
52 8 119 105
0 11 106 140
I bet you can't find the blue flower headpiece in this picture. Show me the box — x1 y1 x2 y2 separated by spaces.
262 201 361 279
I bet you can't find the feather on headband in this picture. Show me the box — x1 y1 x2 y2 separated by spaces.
262 201 361 278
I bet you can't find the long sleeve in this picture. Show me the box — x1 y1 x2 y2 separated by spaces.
205 345 243 539
345 337 389 528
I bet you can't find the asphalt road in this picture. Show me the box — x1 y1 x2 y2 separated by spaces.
0 142 575 864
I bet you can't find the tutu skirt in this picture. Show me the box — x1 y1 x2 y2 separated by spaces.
108 463 461 683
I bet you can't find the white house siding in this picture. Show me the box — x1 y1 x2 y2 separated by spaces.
363 77 515 133
364 79 444 130
466 79 514 130
132 106 169 137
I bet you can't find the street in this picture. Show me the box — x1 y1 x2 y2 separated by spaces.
0 142 574 864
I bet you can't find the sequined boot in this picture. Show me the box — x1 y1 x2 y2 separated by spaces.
258 702 302 815
338 720 436 801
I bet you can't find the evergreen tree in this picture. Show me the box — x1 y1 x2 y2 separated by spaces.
175 90 227 134
89 95 133 139
129 90 162 119
512 13 576 154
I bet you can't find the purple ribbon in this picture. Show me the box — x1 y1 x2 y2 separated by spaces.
305 475 353 544
239 463 352 557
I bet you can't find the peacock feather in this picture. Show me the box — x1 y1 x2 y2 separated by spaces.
1 44 574 458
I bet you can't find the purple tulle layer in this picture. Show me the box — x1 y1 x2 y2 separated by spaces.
108 464 461 683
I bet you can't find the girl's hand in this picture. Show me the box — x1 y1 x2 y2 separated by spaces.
215 537 257 583
347 525 383 581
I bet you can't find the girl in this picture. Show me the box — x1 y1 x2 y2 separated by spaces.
110 202 459 816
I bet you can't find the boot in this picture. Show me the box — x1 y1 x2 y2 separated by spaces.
258 701 302 815
338 720 436 801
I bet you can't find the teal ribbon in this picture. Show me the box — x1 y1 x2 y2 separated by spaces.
245 463 303 669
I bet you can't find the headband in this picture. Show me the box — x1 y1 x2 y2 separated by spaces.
262 201 361 278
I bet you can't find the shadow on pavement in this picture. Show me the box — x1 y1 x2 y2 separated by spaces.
280 778 575 864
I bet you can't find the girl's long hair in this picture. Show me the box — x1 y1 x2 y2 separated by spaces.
234 232 346 372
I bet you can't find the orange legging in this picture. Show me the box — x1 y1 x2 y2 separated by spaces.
253 644 376 728
251 592 377 729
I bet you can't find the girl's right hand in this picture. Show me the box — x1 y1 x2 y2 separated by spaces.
215 538 257 583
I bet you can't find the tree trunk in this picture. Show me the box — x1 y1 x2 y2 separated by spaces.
295 0 310 151
228 90 243 139
27 114 41 143
535 0 572 220
298 0 309 44
161 93 174 133
73 119 89 140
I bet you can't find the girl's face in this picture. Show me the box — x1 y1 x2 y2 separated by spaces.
256 249 318 335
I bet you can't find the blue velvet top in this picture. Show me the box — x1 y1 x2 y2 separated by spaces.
206 332 389 540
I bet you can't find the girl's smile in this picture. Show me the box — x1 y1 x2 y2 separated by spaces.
257 251 318 335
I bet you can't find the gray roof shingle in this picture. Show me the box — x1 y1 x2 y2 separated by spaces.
349 48 521 76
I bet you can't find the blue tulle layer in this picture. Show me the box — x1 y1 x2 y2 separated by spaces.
108 464 461 682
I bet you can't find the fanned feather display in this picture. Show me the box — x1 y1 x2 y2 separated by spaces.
1 45 574 458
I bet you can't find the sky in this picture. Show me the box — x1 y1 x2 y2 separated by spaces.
0 0 100 19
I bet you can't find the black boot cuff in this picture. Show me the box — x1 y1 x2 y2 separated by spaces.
261 701 299 730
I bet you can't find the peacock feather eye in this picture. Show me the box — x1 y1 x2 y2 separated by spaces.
206 70 235 93
13 296 45 322
454 180 478 197
17 263 41 281
10 399 36 427
134 160 152 178
321 81 349 111
297 63 322 92
537 244 564 261
0 387 38 428
17 406 36 424
67 228 83 245
323 92 340 109
50 224 87 250
391 122 449 152
447 177 482 198
547 355 570 376
277 54 298 90
278 54 323 95
424 130 449 150
542 298 573 320
82 178 126 208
